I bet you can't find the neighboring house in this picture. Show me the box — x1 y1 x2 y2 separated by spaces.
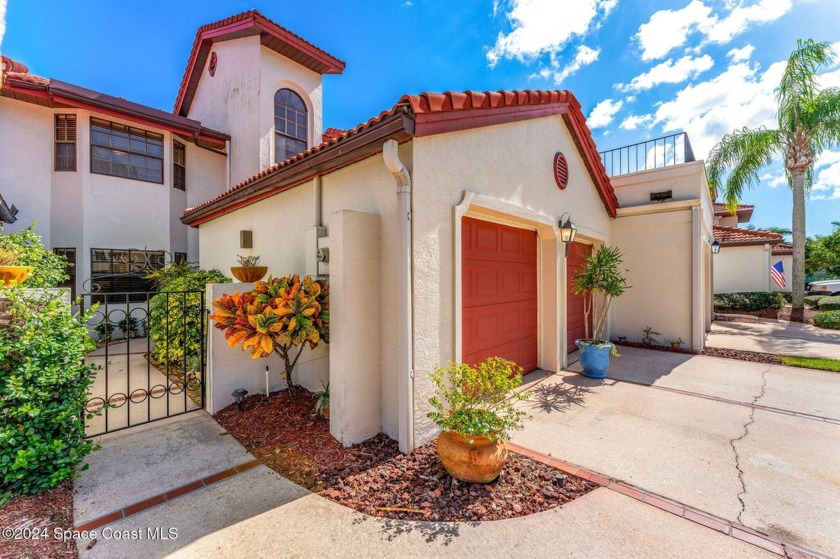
0 10 344 296
175 12 715 452
711 203 790 293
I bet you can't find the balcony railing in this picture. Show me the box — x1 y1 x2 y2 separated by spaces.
599 132 695 178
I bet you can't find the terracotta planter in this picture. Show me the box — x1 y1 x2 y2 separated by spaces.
0 265 33 286
322 405 330 420
230 266 268 283
436 430 508 484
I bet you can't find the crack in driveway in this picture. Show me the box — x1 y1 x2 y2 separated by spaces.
729 365 769 524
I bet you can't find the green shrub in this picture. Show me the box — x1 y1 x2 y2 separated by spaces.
427 357 530 441
780 292 793 303
813 310 840 330
805 295 827 307
0 288 98 500
816 296 840 311
713 291 785 311
0 224 68 288
147 263 229 367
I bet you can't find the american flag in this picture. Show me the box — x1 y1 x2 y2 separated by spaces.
770 260 786 289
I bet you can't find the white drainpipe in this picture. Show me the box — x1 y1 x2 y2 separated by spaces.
383 139 415 454
314 175 322 227
225 139 232 190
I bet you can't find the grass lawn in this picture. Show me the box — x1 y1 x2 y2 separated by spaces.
780 355 840 372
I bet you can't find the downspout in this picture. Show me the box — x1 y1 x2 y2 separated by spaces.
691 206 702 350
313 175 322 227
225 140 232 190
764 243 771 292
383 139 415 454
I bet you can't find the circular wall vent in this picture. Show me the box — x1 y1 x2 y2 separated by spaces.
554 152 569 190
209 52 218 77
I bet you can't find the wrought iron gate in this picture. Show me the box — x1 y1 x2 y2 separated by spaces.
81 289 206 436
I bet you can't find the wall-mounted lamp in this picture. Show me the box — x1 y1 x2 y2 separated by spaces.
316 247 329 263
711 240 720 254
559 213 577 256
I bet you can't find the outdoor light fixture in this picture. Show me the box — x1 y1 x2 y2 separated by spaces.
559 213 577 256
711 240 720 254
231 388 248 411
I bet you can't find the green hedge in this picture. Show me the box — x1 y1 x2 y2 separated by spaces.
714 291 785 311
0 225 68 288
0 288 98 500
816 296 840 311
805 295 827 307
814 310 840 330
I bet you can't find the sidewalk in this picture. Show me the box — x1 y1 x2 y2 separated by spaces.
706 319 840 359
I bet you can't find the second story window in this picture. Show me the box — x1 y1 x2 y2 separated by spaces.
55 114 77 171
274 88 307 163
173 140 186 191
90 118 163 184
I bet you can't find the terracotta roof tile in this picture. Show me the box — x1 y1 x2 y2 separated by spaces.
713 225 782 245
1 56 30 74
713 202 754 215
772 243 793 255
184 89 618 222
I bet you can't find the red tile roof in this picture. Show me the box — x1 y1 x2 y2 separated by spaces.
173 10 345 117
713 202 754 222
713 225 782 246
1 57 228 147
772 243 793 255
182 89 619 225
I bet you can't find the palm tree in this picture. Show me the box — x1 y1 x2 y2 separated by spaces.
708 40 840 319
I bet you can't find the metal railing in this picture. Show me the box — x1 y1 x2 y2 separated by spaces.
599 132 695 178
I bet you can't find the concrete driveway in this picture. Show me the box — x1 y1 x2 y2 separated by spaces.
706 318 840 359
512 347 840 558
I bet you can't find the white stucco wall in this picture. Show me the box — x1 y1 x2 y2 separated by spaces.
0 97 53 244
186 36 261 186
714 244 770 293
612 160 709 208
410 115 613 444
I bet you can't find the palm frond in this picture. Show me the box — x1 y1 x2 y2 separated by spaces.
706 127 783 209
778 39 836 131
807 87 840 151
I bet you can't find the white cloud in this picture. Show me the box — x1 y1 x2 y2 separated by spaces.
0 0 7 55
619 54 714 92
812 150 840 200
550 45 601 84
588 98 623 129
760 170 787 188
620 114 654 131
487 0 615 67
631 59 786 157
636 0 792 61
727 44 755 61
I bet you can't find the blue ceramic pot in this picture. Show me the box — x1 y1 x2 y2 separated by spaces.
575 340 613 379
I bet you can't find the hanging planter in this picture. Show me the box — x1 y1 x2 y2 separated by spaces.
230 255 268 283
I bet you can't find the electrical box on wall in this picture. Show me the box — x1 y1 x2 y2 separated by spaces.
305 226 328 277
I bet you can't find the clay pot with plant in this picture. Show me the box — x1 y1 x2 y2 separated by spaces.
670 338 685 350
230 255 268 283
428 357 530 484
0 246 33 286
572 245 630 379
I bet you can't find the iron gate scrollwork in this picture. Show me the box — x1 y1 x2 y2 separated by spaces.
80 249 206 436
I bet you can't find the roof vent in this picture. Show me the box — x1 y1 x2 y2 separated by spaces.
650 190 672 202
554 152 569 190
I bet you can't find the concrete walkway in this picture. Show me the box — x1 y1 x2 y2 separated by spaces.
706 318 840 359
513 347 840 558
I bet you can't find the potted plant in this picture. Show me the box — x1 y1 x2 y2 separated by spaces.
428 357 530 484
315 382 330 419
642 326 661 346
572 245 630 379
670 338 684 351
0 246 33 286
230 255 268 283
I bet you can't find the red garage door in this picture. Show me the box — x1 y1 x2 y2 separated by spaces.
462 217 538 373
567 241 593 353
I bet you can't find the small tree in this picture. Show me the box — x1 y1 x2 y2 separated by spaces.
209 275 329 389
0 224 68 288
572 246 630 341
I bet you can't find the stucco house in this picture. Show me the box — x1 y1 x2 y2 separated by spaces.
2 10 717 453
712 203 791 293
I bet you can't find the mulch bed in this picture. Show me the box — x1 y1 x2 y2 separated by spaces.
215 389 597 522
0 481 76 559
615 341 699 355
614 342 784 365
715 306 818 324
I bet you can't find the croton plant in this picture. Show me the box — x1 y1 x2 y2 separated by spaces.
209 274 329 389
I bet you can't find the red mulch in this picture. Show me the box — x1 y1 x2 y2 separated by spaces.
215 388 597 522
714 315 760 324
701 346 784 365
615 341 699 355
715 306 818 324
0 481 76 559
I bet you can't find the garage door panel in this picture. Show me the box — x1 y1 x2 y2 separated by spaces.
462 217 538 373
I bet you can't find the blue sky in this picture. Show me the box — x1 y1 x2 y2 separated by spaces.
2 0 839 235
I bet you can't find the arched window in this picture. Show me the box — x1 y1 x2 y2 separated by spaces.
274 88 308 162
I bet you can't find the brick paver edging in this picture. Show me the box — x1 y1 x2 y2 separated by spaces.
507 443 831 559
74 459 262 532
